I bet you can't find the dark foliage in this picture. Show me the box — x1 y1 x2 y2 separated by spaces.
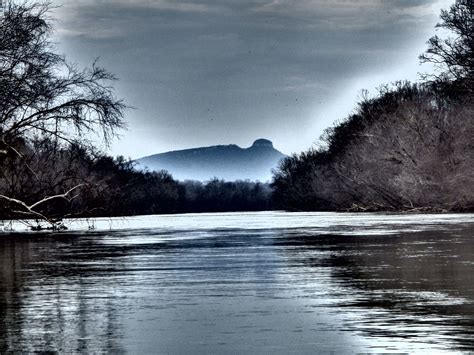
272 81 473 212
0 138 274 220
180 178 272 213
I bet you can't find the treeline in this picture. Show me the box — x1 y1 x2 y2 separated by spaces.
0 138 273 220
272 81 473 212
272 0 473 212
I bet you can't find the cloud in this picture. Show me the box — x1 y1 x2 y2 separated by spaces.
49 0 449 157
58 0 217 12
53 0 445 38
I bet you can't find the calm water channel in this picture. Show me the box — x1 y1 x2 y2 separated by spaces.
1 212 473 353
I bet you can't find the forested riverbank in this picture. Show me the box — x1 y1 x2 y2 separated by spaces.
272 1 473 212
272 81 473 212
0 139 272 219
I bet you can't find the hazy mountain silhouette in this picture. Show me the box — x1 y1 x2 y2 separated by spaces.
136 139 286 182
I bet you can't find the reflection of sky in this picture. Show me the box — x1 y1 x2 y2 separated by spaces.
48 0 452 158
280 225 474 353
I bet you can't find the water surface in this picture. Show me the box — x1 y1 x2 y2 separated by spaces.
1 212 473 353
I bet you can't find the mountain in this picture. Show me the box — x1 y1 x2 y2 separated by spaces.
136 139 287 182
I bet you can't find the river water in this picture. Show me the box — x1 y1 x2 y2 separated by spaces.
1 212 473 353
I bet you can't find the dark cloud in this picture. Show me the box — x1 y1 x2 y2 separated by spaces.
51 0 449 157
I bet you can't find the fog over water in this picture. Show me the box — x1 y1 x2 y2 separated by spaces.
1 212 473 353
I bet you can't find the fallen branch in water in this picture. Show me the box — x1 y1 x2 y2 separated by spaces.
0 184 87 229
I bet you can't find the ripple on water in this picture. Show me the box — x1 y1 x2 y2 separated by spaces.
0 212 473 353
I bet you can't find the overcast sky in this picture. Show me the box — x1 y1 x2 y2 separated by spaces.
50 0 451 158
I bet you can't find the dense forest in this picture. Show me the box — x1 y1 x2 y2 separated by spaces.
0 1 472 230
272 0 473 212
0 138 272 221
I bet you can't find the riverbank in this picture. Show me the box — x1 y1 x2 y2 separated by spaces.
2 211 473 234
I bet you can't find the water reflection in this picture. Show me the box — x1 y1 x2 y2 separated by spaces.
278 225 474 351
0 233 127 353
0 213 473 353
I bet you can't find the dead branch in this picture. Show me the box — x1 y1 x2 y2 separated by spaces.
0 183 87 226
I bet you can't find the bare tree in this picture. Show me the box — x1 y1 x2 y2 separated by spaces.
420 0 473 87
0 1 126 228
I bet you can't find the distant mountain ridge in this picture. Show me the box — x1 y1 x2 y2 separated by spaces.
136 139 286 182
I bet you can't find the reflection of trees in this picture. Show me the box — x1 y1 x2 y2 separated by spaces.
0 235 28 352
0 233 126 353
279 225 474 350
0 228 282 352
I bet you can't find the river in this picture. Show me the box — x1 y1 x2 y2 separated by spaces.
1 212 473 353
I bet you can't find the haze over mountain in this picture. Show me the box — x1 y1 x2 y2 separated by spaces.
136 139 286 182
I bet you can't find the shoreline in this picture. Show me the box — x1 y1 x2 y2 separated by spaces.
2 211 473 234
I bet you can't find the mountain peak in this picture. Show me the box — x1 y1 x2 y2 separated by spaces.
136 139 286 182
251 139 273 148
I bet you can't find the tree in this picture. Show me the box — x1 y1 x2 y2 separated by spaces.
0 1 125 228
420 0 473 86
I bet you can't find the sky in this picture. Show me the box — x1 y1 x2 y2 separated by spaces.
50 0 452 158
